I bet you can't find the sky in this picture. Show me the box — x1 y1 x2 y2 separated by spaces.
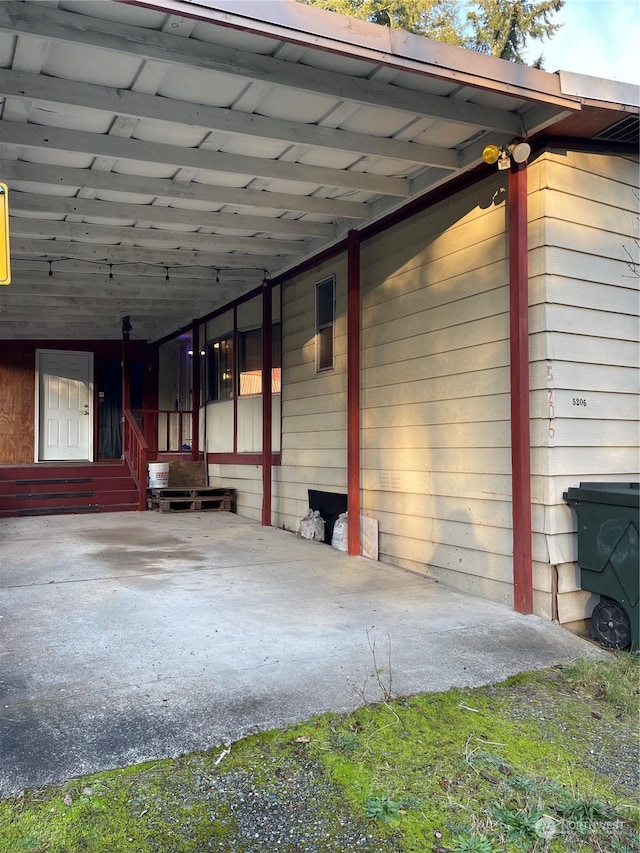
523 0 640 85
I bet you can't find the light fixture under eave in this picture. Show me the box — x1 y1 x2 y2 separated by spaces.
510 141 531 164
482 143 501 165
483 140 532 171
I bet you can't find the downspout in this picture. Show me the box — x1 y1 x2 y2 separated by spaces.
509 161 533 614
347 231 361 555
261 277 273 526
191 318 200 461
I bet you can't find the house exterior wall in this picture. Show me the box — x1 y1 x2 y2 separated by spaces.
528 149 640 631
359 173 518 607
274 256 349 529
0 345 35 463
0 339 154 464
200 146 638 628
204 289 282 519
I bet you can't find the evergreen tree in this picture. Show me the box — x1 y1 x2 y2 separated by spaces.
298 0 564 66
467 0 564 64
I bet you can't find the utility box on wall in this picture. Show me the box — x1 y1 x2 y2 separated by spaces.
564 482 639 651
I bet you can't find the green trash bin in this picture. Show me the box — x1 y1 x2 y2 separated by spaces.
564 482 639 651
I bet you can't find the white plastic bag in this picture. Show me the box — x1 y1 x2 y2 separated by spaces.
331 512 348 551
299 509 325 542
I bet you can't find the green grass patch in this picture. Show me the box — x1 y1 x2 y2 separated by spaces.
1 653 638 852
559 652 640 715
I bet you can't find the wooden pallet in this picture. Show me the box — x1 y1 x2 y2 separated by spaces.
148 486 233 513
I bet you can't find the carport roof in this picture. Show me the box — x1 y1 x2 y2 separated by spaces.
0 0 634 340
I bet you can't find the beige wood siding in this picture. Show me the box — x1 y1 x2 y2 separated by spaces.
529 150 640 629
276 257 348 531
360 173 515 605
208 149 637 629
205 400 234 453
207 462 263 520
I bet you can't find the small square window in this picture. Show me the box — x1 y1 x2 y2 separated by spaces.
316 276 335 372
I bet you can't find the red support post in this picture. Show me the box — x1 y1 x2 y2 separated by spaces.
509 161 533 614
347 231 361 555
261 278 273 526
122 330 130 434
191 319 201 460
233 305 238 456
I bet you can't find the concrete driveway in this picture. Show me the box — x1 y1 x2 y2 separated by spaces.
0 511 603 796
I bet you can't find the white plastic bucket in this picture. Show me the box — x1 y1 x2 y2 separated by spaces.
148 462 169 488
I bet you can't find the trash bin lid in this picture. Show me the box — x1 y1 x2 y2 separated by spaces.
564 482 639 509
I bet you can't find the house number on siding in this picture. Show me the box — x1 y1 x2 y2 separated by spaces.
572 397 587 407
546 364 555 438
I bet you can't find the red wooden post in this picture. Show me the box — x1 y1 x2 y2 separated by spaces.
191 319 201 460
121 324 130 457
509 161 533 614
261 278 273 526
347 231 361 556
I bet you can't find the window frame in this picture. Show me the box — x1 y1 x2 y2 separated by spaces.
315 275 335 373
237 322 282 396
238 325 262 397
205 332 234 403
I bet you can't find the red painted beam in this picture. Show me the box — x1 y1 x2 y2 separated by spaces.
233 306 238 456
191 319 200 460
347 231 361 555
509 162 533 614
261 278 273 526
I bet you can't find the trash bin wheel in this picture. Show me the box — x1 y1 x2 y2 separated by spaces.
591 597 632 650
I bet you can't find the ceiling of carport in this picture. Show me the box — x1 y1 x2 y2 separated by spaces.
0 0 580 341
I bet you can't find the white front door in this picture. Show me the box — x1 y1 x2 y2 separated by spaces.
36 350 94 461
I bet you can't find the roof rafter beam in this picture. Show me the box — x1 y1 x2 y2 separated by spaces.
0 69 460 170
0 299 218 315
0 159 366 219
9 191 337 239
0 320 159 333
3 276 239 300
11 258 255 280
0 2 524 135
0 120 409 198
10 218 306 255
0 318 200 340
9 237 284 269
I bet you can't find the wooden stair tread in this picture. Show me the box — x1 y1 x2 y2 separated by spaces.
0 462 139 518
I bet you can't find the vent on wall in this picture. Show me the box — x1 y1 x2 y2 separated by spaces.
595 114 639 143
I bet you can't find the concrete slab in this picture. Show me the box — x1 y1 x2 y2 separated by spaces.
0 511 604 796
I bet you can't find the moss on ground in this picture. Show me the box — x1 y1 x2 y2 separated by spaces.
1 653 638 853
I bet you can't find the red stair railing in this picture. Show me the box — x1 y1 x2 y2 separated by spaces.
122 409 149 512
131 409 193 453
123 409 195 511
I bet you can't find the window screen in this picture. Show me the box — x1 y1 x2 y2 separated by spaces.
316 276 335 372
